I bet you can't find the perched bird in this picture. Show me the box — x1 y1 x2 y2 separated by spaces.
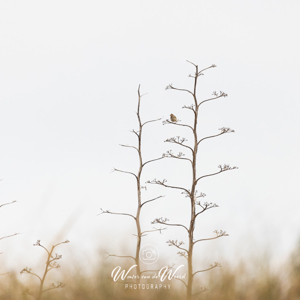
170 114 178 123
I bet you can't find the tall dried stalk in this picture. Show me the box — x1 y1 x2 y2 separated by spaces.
101 86 164 282
148 61 237 299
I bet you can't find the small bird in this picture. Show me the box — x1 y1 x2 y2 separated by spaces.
170 114 177 123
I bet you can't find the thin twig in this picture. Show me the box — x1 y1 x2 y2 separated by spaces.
120 144 139 152
113 168 138 180
142 156 165 168
141 195 164 208
147 179 191 196
142 117 162 127
0 200 16 209
192 262 221 277
193 231 228 245
0 233 19 241
99 209 136 220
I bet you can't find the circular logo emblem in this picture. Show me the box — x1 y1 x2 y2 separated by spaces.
140 244 159 265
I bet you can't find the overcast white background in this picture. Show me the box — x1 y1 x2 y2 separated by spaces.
0 0 300 273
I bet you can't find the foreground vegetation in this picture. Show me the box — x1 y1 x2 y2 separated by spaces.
0 242 300 300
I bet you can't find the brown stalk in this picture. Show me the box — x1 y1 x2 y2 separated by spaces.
152 61 237 299
20 239 69 300
101 85 164 283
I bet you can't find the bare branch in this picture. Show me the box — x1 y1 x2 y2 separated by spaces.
33 240 50 255
163 150 192 164
146 178 191 196
20 267 42 282
141 195 165 208
198 91 228 107
186 60 216 76
113 168 138 180
182 104 196 114
186 60 197 67
196 64 217 76
120 144 138 152
139 227 167 237
53 240 70 248
152 217 189 233
218 164 238 172
142 156 165 168
163 119 194 131
195 170 222 185
99 208 136 220
165 136 194 153
193 262 222 277
42 282 64 293
197 132 224 145
195 202 218 217
151 217 169 224
195 191 206 199
142 117 162 127
177 251 188 260
175 277 188 287
0 233 19 241
0 200 16 209
219 127 235 134
181 190 192 198
195 164 238 185
131 129 139 138
137 84 148 99
165 84 193 95
194 230 228 245
197 127 234 145
49 253 62 267
167 240 188 253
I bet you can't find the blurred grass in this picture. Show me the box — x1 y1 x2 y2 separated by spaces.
1 242 300 300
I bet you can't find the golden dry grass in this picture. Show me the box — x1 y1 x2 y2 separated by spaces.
0 242 300 300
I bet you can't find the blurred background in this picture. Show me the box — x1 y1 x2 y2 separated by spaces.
0 0 300 298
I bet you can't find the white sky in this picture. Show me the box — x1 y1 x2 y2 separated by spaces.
0 0 300 272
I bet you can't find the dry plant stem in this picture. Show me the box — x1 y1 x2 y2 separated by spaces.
0 201 19 258
0 233 19 242
38 244 57 299
101 85 164 284
134 86 144 281
20 240 69 300
156 62 236 300
187 63 199 300
128 86 164 281
0 200 16 209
